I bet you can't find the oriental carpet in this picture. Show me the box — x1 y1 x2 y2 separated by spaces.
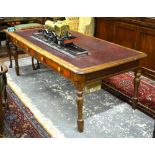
4 86 51 138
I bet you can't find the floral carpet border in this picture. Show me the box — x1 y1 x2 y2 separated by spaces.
4 85 51 138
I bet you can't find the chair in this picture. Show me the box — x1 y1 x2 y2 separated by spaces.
7 42 40 75
6 23 42 75
65 17 95 36
0 63 8 137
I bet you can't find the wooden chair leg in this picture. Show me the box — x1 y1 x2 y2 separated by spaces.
12 46 20 76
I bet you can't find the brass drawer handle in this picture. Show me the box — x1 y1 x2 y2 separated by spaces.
57 66 61 72
40 56 44 62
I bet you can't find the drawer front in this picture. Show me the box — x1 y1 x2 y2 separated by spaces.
45 58 71 79
9 36 72 79
37 54 46 63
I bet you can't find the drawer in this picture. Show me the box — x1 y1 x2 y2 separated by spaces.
37 54 46 63
29 48 35 56
45 58 71 78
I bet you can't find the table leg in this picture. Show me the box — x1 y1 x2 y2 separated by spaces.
37 60 40 69
32 57 40 70
132 69 141 109
6 40 12 68
13 46 19 76
75 82 84 132
32 57 36 70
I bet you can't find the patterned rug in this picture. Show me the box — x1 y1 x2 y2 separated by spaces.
4 86 51 138
104 72 155 110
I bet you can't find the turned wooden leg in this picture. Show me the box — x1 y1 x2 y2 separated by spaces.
32 57 40 70
13 46 19 76
75 83 84 132
76 90 84 132
132 69 141 109
6 40 12 68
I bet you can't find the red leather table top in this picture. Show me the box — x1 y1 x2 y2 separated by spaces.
15 29 144 69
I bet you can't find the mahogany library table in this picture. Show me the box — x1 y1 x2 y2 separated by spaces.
5 28 146 132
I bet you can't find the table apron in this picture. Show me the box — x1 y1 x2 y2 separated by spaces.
85 61 140 83
9 36 86 83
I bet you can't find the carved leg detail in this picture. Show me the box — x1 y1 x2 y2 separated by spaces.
132 69 141 109
76 89 84 132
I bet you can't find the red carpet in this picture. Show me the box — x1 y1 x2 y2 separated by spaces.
104 72 155 111
4 86 51 138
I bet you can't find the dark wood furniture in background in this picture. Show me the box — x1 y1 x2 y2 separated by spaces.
96 18 155 137
5 28 146 132
0 17 42 58
95 17 155 72
0 63 8 137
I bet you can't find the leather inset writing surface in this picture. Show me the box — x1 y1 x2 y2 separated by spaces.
15 29 141 69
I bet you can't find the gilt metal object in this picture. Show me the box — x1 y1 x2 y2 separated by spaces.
31 20 89 58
